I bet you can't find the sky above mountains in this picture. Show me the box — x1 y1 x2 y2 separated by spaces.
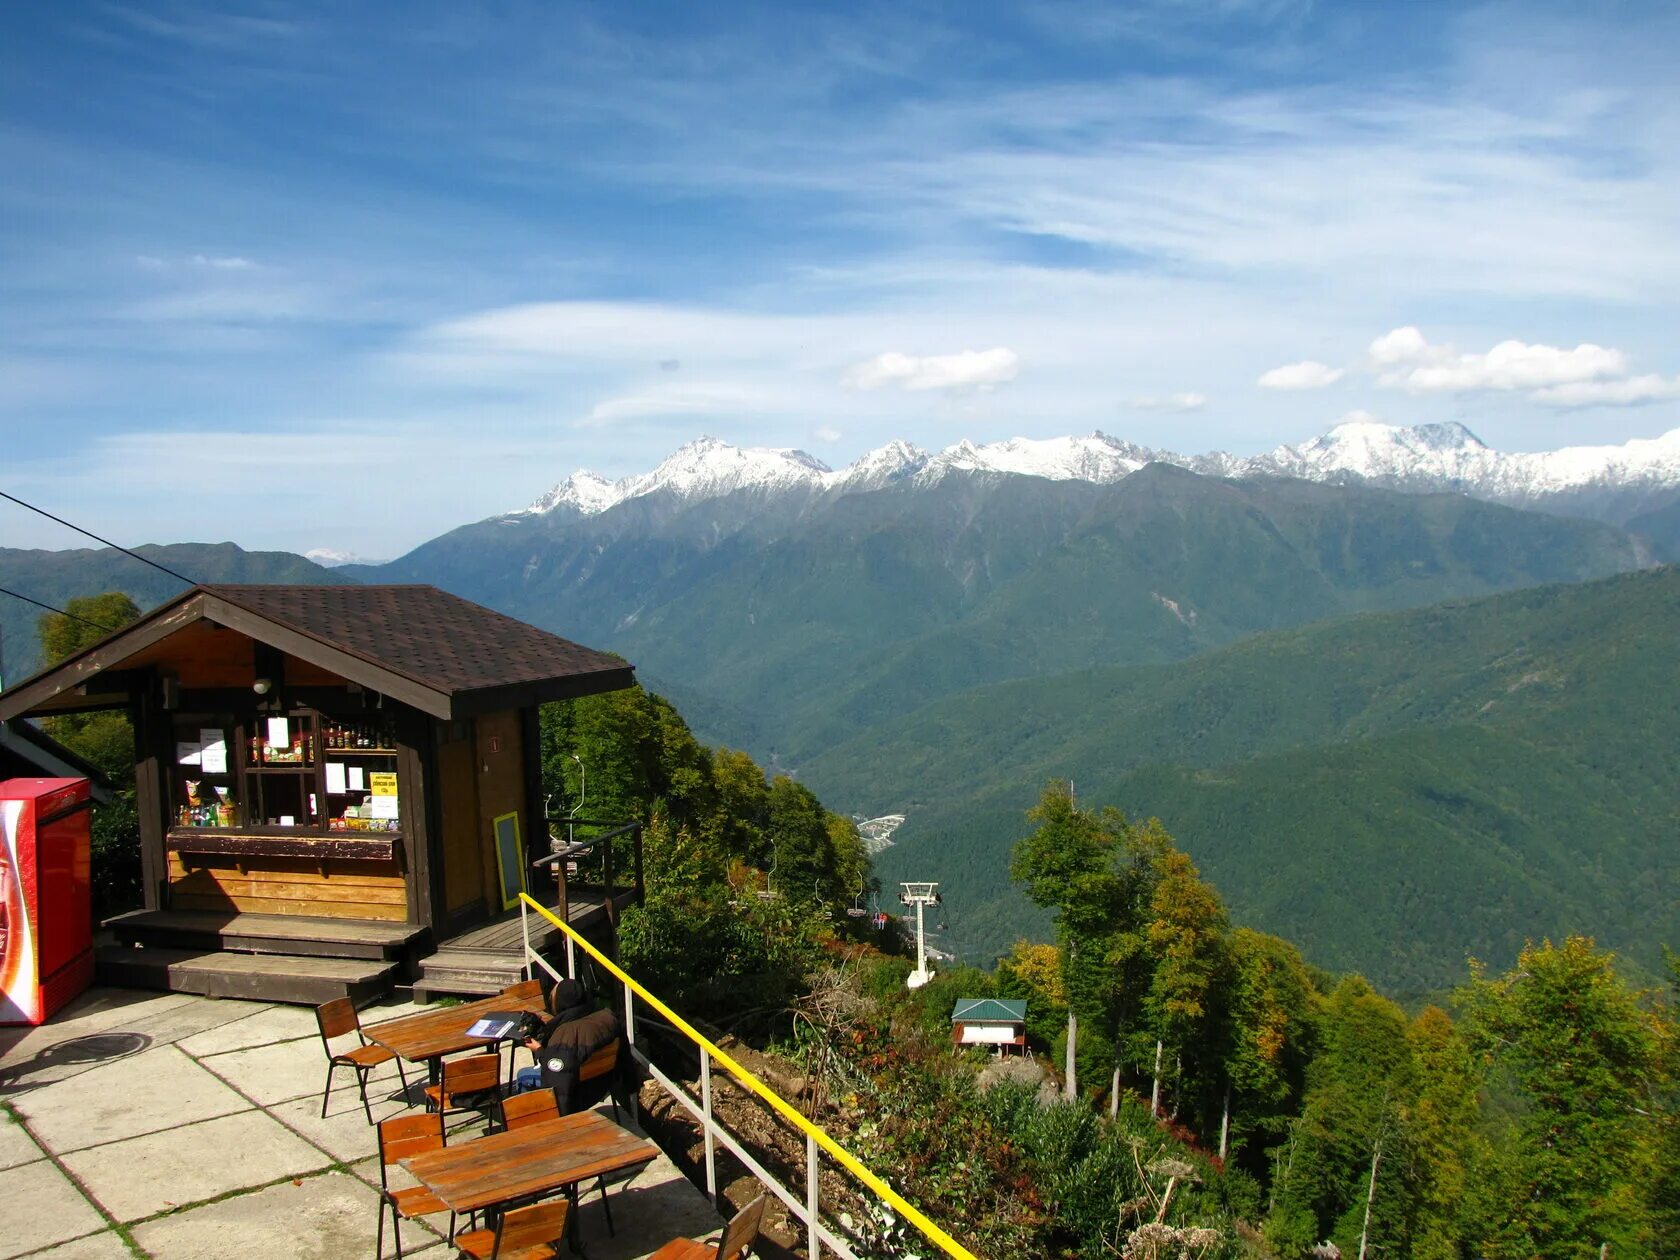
4 1 1680 558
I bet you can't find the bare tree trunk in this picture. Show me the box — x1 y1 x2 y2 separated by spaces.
1065 1008 1078 1100
1358 1136 1383 1260
1218 1084 1231 1161
1110 1065 1121 1119
1149 1039 1163 1115
1169 1053 1181 1121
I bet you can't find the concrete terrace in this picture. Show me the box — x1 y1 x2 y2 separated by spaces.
0 988 722 1259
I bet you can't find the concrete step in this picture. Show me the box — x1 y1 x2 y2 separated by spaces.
95 944 397 1006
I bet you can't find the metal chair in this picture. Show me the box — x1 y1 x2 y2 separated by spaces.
373 1111 454 1260
649 1193 769 1260
452 1200 570 1260
315 997 407 1124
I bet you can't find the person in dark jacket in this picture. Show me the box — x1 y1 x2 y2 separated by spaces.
524 1006 622 1114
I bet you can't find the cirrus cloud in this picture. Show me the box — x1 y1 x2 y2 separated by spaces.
1258 360 1343 390
844 347 1019 392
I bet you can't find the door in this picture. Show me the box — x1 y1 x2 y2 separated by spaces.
437 726 483 917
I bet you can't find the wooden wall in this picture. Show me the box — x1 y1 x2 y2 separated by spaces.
167 854 408 921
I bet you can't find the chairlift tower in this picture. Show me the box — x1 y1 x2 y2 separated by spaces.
899 881 942 989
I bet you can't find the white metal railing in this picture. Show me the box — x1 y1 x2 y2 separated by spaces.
517 892 977 1260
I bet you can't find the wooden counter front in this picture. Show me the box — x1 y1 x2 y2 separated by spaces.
166 838 409 922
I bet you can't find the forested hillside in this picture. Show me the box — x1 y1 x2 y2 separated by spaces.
804 566 1680 991
0 543 347 682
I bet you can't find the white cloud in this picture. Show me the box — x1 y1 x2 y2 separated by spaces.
1368 326 1628 393
814 425 842 442
1531 374 1680 408
1258 360 1343 390
1129 392 1207 412
579 381 776 427
844 347 1019 392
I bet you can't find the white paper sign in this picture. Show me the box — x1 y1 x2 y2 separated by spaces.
370 794 399 820
266 717 290 750
347 766 365 791
325 762 347 794
199 729 227 774
175 741 202 766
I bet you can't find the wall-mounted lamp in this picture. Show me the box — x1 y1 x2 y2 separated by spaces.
252 677 273 696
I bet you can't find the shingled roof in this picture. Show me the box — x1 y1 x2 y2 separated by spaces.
0 584 634 722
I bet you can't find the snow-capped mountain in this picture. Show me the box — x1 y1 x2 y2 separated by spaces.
304 547 386 568
522 422 1680 527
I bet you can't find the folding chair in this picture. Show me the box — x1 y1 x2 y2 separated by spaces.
373 1112 454 1260
649 1193 769 1260
316 997 407 1124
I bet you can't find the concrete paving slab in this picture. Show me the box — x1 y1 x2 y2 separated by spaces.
13 1045 249 1154
0 1112 44 1171
196 1035 409 1111
2 994 277 1099
0 1158 111 1258
175 1004 316 1057
23 1229 135 1259
60 1106 334 1224
129 1169 441 1259
266 1094 425 1165
0 989 196 1069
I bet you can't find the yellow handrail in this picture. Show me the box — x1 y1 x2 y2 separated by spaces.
518 893 978 1260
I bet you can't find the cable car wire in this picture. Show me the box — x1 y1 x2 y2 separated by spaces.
0 489 197 584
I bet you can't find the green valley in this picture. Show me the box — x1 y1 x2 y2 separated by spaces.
801 565 1680 991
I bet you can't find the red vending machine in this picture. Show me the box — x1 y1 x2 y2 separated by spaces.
1 778 95 1025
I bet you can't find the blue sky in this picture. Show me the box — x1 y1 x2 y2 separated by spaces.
3 1 1679 557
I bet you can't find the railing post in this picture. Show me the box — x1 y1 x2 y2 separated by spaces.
632 821 644 905
701 1052 718 1203
623 983 640 1125
807 1131 821 1258
520 898 532 981
604 829 616 929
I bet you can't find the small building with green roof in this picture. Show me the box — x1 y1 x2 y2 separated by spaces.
951 997 1027 1054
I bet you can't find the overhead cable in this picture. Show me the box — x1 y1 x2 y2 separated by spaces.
0 488 196 584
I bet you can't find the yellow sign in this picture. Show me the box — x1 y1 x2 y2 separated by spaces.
368 772 398 797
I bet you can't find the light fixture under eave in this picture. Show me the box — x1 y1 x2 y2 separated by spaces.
252 677 273 696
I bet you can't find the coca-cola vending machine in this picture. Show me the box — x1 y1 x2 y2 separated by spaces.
1 777 95 1025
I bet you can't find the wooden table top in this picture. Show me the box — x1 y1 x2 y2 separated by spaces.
364 993 546 1063
401 1112 659 1215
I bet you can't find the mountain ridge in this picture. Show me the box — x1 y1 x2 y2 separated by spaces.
522 420 1680 529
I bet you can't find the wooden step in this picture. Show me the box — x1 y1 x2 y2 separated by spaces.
95 944 397 1006
105 909 427 962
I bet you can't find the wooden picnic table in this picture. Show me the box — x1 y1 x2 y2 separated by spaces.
401 1111 659 1217
364 993 547 1077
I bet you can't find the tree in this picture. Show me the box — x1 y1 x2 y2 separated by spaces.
1142 848 1227 1123
1403 1005 1482 1260
36 593 143 914
1459 936 1664 1258
1221 928 1317 1168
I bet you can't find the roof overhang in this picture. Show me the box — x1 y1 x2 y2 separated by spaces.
0 587 634 723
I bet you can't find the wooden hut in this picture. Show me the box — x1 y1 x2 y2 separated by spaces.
0 584 638 1004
